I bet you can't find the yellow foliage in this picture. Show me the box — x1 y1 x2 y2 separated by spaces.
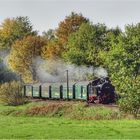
8 35 47 83
42 39 64 59
0 81 25 106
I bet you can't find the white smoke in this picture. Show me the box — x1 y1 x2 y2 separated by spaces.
94 67 108 78
0 49 10 70
33 57 93 83
33 57 108 83
0 50 108 83
0 49 19 82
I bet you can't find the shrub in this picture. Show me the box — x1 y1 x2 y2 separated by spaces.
0 81 26 106
67 102 123 120
119 91 140 118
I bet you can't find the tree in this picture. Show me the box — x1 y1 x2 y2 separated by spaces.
63 22 107 66
56 12 88 46
8 36 46 83
41 39 63 59
41 12 88 60
0 16 37 49
42 29 56 41
103 27 122 51
99 24 140 117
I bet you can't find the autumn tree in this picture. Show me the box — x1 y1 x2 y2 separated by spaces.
41 12 88 60
41 39 63 59
8 36 46 83
0 16 37 49
56 12 88 46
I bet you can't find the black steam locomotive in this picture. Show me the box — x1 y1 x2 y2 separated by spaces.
89 77 117 104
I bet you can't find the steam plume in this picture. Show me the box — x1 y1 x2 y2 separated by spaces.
0 49 19 83
94 67 108 78
33 57 108 83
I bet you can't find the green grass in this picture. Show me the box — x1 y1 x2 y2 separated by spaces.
0 102 139 139
0 116 140 139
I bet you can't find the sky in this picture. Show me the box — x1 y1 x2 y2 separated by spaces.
0 0 140 34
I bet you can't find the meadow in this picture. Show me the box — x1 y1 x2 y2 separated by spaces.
0 101 140 139
0 116 140 139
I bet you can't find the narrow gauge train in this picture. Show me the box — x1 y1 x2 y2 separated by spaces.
23 77 118 104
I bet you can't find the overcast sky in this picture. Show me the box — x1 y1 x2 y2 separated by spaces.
0 0 140 34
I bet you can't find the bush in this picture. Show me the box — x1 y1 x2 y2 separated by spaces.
68 103 123 120
119 84 140 118
0 81 26 106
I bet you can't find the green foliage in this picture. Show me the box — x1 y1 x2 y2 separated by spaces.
119 92 140 118
42 12 88 59
99 24 140 117
63 22 107 66
0 81 26 106
42 29 56 41
67 103 122 120
56 12 88 46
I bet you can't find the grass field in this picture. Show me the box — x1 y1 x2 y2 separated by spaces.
0 101 140 139
0 116 140 139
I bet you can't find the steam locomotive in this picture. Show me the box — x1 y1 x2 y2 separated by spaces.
88 77 117 104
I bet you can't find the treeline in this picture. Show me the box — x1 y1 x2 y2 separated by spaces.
0 12 140 115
